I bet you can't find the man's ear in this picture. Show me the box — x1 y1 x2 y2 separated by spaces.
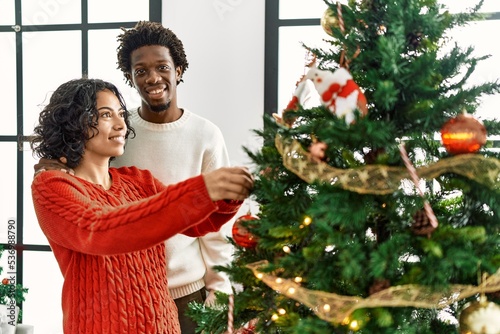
176 66 183 84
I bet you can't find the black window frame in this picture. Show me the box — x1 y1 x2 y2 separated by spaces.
0 0 162 313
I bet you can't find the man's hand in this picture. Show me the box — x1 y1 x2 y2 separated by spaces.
204 290 217 306
34 157 74 177
202 167 254 202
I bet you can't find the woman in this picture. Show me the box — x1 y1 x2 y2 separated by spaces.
30 78 253 333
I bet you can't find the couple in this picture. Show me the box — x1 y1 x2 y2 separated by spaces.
30 21 254 334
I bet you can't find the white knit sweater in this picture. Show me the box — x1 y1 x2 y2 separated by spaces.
112 108 234 298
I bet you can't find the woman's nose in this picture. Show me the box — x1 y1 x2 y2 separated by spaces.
113 116 126 130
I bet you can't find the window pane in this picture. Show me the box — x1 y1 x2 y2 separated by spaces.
279 1 500 20
481 0 500 12
88 0 149 23
0 32 17 135
22 31 82 136
21 0 81 25
278 25 330 112
278 14 500 122
440 0 500 13
88 29 141 107
279 0 346 20
0 0 15 25
23 146 50 245
446 20 500 120
0 143 17 244
22 251 63 334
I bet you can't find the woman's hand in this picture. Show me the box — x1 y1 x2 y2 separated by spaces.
202 167 254 201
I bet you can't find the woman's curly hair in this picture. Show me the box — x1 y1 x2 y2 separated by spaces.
30 78 135 168
116 21 189 87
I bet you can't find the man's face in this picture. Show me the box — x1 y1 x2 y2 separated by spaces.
129 45 182 113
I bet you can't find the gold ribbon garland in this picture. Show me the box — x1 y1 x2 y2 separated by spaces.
248 261 500 324
275 135 500 195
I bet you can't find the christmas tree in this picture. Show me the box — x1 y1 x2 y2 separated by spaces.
189 0 500 333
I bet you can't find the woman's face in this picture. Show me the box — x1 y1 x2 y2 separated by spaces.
83 89 127 163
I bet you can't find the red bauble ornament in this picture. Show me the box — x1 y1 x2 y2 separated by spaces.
232 214 259 249
441 112 487 155
2 278 9 285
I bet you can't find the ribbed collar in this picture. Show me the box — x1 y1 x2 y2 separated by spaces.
130 107 191 131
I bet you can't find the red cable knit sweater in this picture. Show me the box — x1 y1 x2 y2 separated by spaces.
31 166 241 334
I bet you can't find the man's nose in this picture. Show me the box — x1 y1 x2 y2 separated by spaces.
145 70 161 84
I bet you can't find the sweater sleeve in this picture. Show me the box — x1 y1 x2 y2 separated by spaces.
31 170 220 255
149 174 242 237
181 200 242 237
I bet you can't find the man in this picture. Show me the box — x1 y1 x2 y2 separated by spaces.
115 21 235 333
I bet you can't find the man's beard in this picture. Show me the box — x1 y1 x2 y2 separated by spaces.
150 100 171 113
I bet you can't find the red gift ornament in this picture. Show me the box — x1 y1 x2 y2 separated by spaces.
232 214 259 249
441 112 487 155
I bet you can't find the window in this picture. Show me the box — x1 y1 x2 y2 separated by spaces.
264 0 500 123
0 1 161 332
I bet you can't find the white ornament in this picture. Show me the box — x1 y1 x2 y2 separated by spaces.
460 300 500 334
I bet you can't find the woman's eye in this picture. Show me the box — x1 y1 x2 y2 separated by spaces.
100 112 111 118
119 111 126 118
159 65 171 71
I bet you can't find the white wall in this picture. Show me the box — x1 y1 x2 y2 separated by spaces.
163 0 265 168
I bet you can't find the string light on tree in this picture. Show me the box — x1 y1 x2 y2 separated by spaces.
300 216 313 229
341 317 361 331
349 320 361 331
